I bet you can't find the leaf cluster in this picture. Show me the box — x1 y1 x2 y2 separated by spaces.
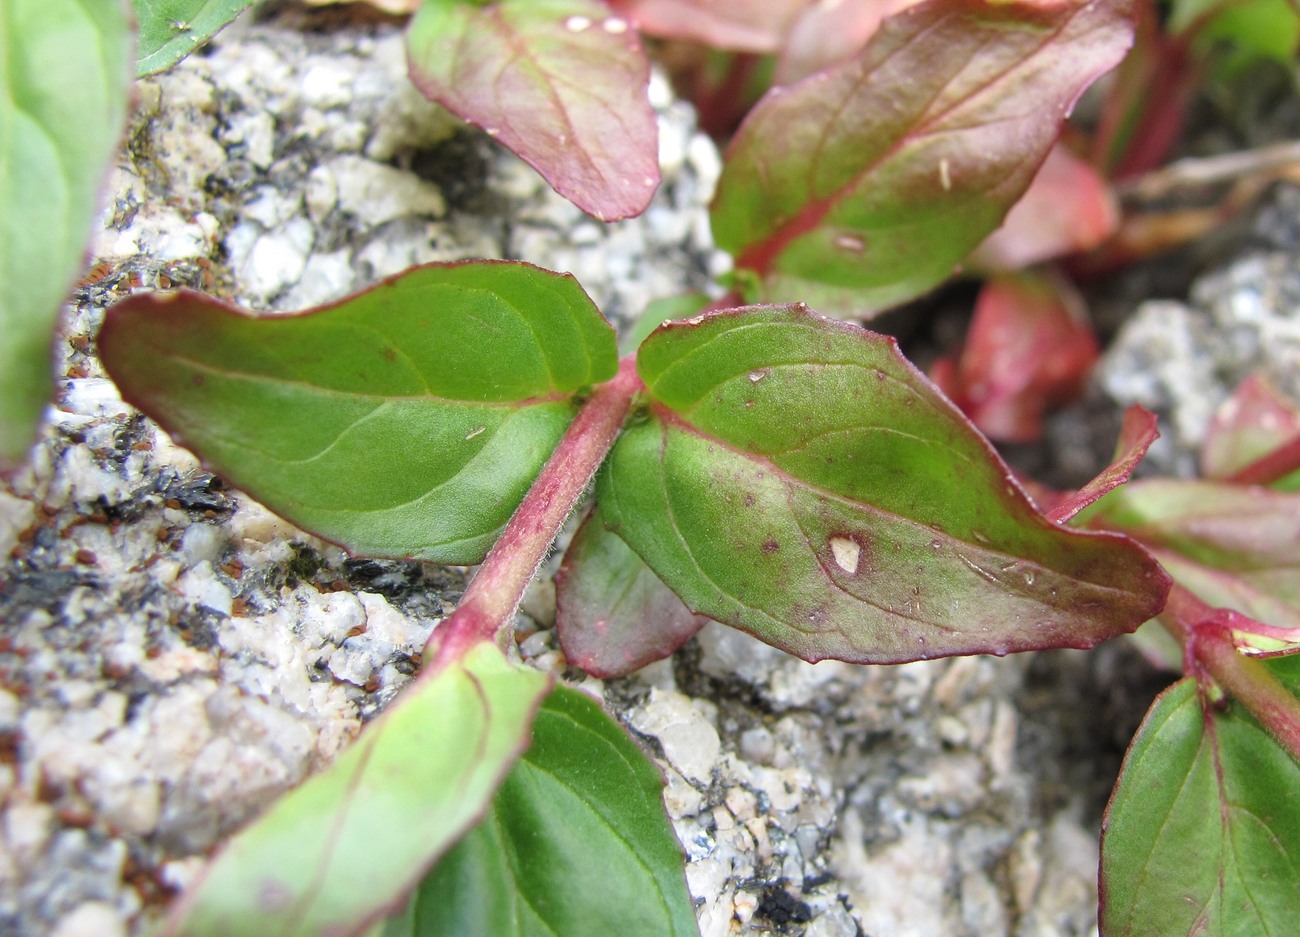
4 0 1300 935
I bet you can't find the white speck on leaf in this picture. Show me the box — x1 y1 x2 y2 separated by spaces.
830 537 860 574
939 158 952 191
465 425 486 440
748 369 769 383
565 15 593 31
602 17 629 34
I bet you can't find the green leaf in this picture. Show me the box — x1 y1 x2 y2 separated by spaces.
385 684 699 937
132 0 254 76
622 292 712 355
711 0 1135 315
1 0 132 469
598 305 1169 664
1100 657 1300 936
556 506 709 678
98 261 618 563
162 642 552 937
407 0 659 222
1171 0 1300 78
1084 480 1300 635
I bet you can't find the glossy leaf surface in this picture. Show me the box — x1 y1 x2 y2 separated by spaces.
162 643 552 937
599 305 1169 664
1085 480 1300 633
385 685 698 937
408 0 658 221
1100 657 1300 936
556 507 709 678
929 273 1099 443
133 0 253 75
712 0 1135 314
98 261 618 564
1 0 131 469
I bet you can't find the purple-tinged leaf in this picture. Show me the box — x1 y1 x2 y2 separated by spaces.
1085 480 1300 634
1203 374 1300 490
556 507 709 678
1100 658 1300 937
598 305 1169 664
1047 405 1159 524
775 0 918 85
407 0 658 222
929 272 1099 443
162 642 551 937
98 261 617 565
606 0 805 52
711 0 1136 315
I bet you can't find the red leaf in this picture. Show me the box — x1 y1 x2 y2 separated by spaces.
1202 374 1300 488
775 0 920 85
930 273 1099 443
607 0 806 52
971 144 1120 270
408 0 659 221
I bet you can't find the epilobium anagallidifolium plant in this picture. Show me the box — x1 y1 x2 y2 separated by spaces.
4 0 1300 933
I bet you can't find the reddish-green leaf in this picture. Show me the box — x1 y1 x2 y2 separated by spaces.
606 0 805 52
1202 375 1300 491
407 0 658 222
384 685 698 936
556 507 708 678
971 144 1120 271
1085 480 1300 637
598 305 1168 664
711 0 1135 314
2 0 132 469
98 261 618 564
1100 658 1300 937
929 272 1099 443
1047 405 1159 524
162 642 552 937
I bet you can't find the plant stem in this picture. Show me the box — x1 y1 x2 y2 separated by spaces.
1161 585 1300 763
424 355 642 672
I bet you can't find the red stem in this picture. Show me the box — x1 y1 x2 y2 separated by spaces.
1224 433 1300 486
1161 585 1300 762
423 356 643 672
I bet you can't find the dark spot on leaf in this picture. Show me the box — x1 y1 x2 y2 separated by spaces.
382 347 397 362
761 539 780 554
743 494 756 507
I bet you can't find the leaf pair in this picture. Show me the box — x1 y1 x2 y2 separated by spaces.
100 259 1171 934
101 261 1169 672
160 643 698 937
1100 658 1300 936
